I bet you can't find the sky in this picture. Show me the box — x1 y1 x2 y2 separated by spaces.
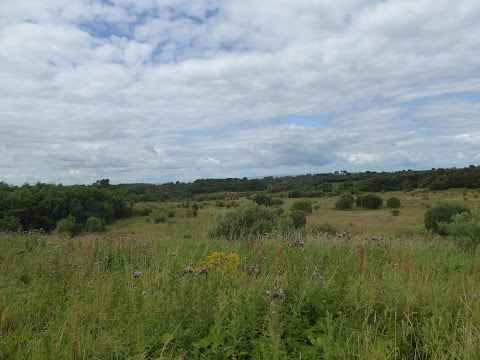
1 0 480 185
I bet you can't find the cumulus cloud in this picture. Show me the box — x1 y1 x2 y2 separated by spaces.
1 0 480 184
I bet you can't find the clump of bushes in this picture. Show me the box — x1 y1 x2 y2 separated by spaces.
56 215 80 237
440 207 480 254
252 193 284 207
288 210 307 228
0 215 22 232
424 203 470 235
84 216 106 233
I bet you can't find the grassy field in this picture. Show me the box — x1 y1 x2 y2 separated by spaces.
2 189 480 359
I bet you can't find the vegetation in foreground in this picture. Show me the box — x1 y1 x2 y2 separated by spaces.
2 230 480 359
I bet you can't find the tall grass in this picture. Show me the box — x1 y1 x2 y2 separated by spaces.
1 231 480 359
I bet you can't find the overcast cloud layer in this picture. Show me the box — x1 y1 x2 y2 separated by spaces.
1 0 480 185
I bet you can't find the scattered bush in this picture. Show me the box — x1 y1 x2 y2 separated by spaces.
335 196 353 210
288 210 307 228
291 200 313 214
440 208 480 254
386 196 401 208
153 209 169 223
84 216 106 233
210 204 277 239
424 203 470 235
359 194 383 209
391 209 400 216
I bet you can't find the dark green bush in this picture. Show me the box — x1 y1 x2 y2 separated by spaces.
335 197 353 210
0 215 23 232
359 194 383 209
424 203 470 235
153 209 169 223
291 200 313 214
386 197 401 208
288 210 307 228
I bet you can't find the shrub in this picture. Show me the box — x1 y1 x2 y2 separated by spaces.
308 223 337 236
386 197 401 208
0 215 23 232
153 209 169 223
391 209 400 216
210 204 277 239
133 207 152 217
288 210 307 228
359 194 383 209
191 202 199 217
335 197 353 210
252 193 274 206
84 216 105 233
291 200 313 214
424 203 470 235
440 208 480 254
56 215 80 236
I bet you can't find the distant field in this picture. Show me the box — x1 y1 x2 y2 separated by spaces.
2 189 480 359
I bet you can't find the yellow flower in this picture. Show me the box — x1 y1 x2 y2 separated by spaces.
200 252 242 278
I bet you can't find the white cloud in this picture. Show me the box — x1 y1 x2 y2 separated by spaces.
1 0 480 185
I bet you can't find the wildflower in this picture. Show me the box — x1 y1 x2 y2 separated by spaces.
473 294 478 299
266 288 285 301
171 252 177 257
319 275 325 281
312 271 318 277
463 293 467 300
197 267 208 275
271 311 276 316
134 271 142 278
142 291 147 296
265 290 271 297
183 265 194 275
304 266 309 271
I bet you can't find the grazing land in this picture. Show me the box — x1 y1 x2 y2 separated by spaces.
2 189 480 359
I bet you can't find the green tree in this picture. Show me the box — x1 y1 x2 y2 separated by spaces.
0 215 22 232
335 197 353 210
424 203 470 235
288 210 307 228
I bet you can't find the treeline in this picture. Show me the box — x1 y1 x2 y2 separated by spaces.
112 165 480 202
2 165 480 232
0 182 130 232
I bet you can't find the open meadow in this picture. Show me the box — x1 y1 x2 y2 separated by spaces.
2 189 480 359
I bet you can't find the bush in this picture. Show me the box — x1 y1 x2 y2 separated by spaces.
0 215 23 232
252 193 274 206
335 197 353 210
291 200 313 214
386 197 401 208
440 208 480 254
391 209 400 216
84 216 105 233
153 209 169 223
308 223 337 236
210 204 277 239
56 215 80 236
359 194 383 209
288 210 307 228
424 203 470 235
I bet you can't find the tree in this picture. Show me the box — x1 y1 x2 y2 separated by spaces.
0 215 22 232
386 197 401 208
84 216 106 233
424 203 470 235
291 200 313 214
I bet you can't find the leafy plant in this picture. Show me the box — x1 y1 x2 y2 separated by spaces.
386 196 401 208
84 216 106 233
440 207 480 254
291 200 313 214
424 203 470 235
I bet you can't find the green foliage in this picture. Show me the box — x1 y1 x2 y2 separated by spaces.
288 210 307 228
335 196 353 210
358 194 383 209
153 209 169 223
424 203 470 235
308 223 337 236
290 200 313 214
0 215 22 232
391 209 400 216
211 204 278 239
55 215 80 236
84 216 106 233
386 196 401 208
191 202 199 217
440 208 480 254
